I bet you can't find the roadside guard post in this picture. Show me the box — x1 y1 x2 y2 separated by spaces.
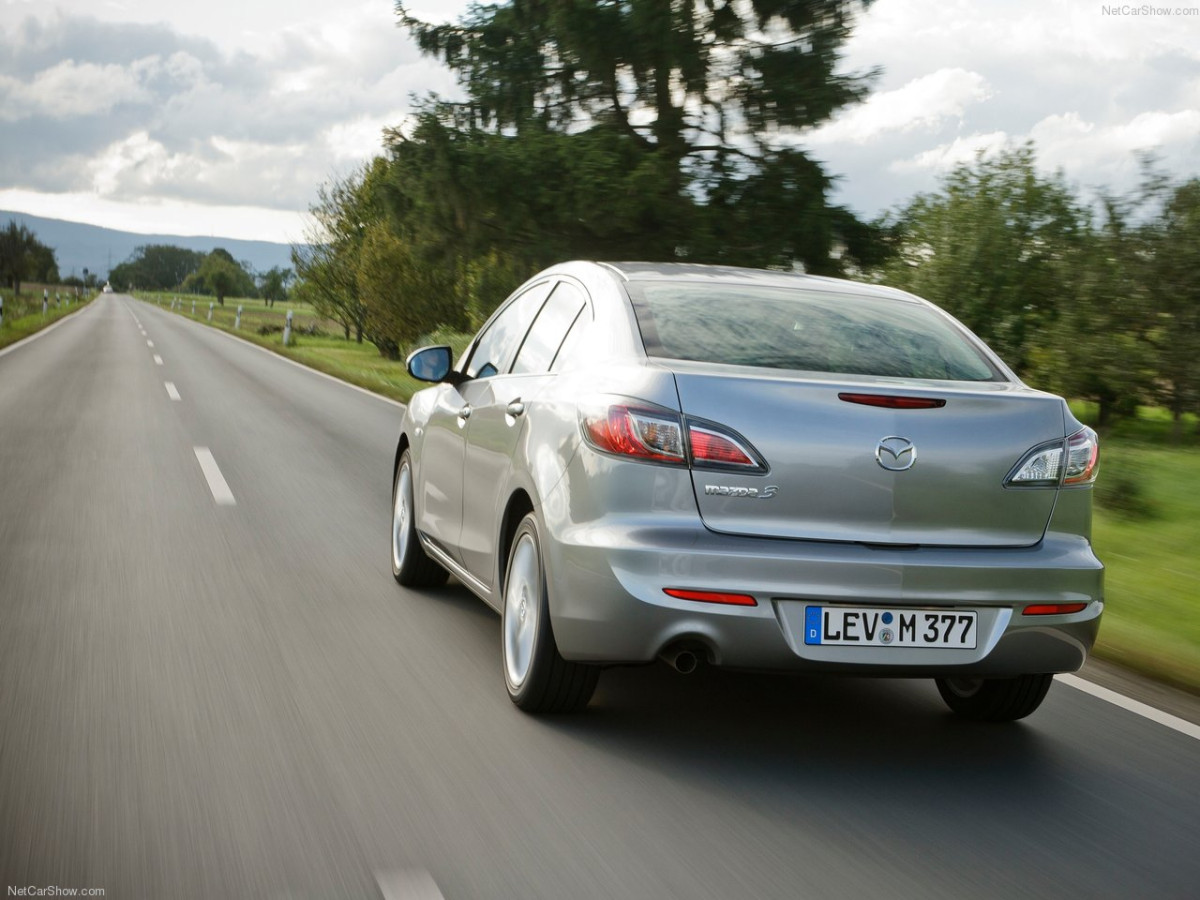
42 290 48 315
235 305 243 329
284 310 293 346
1 294 4 327
208 302 214 321
191 299 196 316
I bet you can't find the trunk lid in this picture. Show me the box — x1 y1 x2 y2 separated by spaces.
673 366 1065 548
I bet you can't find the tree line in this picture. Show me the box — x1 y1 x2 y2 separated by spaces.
878 147 1200 437
284 1 1193 436
109 244 291 307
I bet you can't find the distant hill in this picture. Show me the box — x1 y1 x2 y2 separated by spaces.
1 211 296 281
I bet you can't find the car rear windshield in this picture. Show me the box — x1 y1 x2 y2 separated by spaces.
627 282 1003 382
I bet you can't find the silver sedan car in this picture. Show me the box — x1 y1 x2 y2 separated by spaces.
392 262 1103 720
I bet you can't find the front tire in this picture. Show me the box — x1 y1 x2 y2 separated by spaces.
502 513 598 713
935 674 1053 722
391 449 448 588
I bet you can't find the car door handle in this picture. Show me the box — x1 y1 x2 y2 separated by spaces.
506 400 525 418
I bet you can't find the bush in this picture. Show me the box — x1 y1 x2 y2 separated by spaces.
1095 452 1156 520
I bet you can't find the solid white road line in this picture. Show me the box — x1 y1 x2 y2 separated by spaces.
154 354 163 365
193 447 236 506
1060 675 1200 742
164 382 181 401
375 870 445 900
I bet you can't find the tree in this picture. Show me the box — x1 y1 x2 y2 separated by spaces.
357 222 465 358
292 161 388 343
0 220 58 294
1027 194 1156 429
1147 178 1200 437
876 145 1086 373
110 245 204 291
259 267 291 307
393 0 880 272
183 250 256 305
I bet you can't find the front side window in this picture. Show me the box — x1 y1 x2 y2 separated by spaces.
627 283 1002 382
464 281 553 379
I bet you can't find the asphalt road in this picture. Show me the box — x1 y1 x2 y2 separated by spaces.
2 294 1198 900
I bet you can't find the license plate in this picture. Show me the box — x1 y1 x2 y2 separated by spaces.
804 606 977 649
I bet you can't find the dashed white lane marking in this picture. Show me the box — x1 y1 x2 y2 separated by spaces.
1060 675 1200 742
153 354 163 365
164 382 181 401
375 869 445 900
147 339 154 347
193 447 236 506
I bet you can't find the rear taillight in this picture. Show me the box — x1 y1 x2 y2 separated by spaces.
1005 427 1099 488
581 402 766 472
581 405 686 464
687 422 765 471
1063 427 1100 485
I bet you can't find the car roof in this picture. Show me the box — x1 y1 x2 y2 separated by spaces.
589 261 923 304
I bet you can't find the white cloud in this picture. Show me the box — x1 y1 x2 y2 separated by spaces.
0 59 149 120
806 68 991 146
890 132 1010 175
324 113 409 162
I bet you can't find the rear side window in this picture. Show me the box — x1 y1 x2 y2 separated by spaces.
464 281 553 379
511 282 587 374
628 283 1001 382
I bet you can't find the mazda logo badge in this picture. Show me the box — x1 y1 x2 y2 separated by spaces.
875 436 916 471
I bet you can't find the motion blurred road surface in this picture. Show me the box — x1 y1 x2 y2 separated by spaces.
2 295 1198 899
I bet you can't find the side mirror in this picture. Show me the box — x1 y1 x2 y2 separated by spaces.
406 345 455 383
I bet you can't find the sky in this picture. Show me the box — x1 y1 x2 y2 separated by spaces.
1 0 1197 246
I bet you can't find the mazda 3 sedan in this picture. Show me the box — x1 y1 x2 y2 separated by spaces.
392 262 1102 720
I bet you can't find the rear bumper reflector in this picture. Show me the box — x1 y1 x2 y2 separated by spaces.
664 588 758 607
1022 603 1088 616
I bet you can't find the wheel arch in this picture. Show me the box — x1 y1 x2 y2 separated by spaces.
393 432 411 488
497 489 536 595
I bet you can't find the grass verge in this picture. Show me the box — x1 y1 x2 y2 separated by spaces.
135 292 434 403
0 291 95 351
1090 445 1200 693
138 293 1200 694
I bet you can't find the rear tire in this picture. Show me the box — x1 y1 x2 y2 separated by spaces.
392 449 448 588
502 513 599 713
935 674 1053 722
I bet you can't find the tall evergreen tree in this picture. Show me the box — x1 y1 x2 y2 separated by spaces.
394 0 878 271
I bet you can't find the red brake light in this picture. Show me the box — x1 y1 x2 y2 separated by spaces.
839 393 946 410
664 588 757 607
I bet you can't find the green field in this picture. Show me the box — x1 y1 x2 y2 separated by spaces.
137 293 1200 693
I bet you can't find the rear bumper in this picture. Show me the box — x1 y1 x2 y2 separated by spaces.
542 515 1103 676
